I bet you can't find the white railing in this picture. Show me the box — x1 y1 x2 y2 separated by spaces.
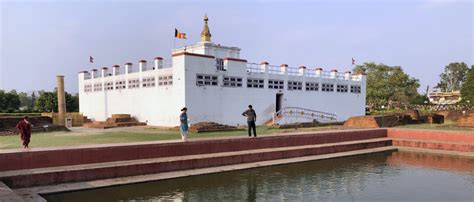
163 59 172 68
272 107 337 125
287 67 299 76
268 65 283 75
246 63 264 73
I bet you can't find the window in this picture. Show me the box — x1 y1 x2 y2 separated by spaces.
336 84 348 93
223 76 243 87
142 77 156 87
196 74 218 86
84 84 92 92
268 79 284 89
306 82 319 91
158 75 173 86
93 83 102 91
288 81 303 91
247 78 264 88
104 82 114 91
322 83 334 92
351 85 361 93
216 58 225 71
128 78 140 89
115 80 126 90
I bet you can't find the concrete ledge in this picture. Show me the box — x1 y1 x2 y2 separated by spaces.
0 129 387 171
0 138 392 188
0 182 23 201
16 146 397 200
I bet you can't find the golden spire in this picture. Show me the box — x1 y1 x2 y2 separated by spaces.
200 14 212 42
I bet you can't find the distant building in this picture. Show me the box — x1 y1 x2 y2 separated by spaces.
78 15 367 127
428 91 462 105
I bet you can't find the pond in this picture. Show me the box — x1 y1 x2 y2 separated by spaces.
44 151 474 202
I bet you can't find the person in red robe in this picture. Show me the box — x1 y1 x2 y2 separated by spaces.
16 116 33 149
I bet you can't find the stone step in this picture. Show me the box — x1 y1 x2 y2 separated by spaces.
0 138 392 188
0 129 387 171
392 138 474 152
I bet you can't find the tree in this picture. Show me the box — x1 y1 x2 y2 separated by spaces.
18 92 34 111
353 62 420 109
35 91 79 112
436 62 469 92
35 91 57 112
461 65 474 104
0 90 21 112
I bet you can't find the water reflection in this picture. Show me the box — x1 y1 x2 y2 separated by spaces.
45 151 474 202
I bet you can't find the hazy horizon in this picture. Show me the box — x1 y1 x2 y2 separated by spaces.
1 0 473 94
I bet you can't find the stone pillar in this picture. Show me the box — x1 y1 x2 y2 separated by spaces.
260 61 269 73
154 57 163 69
315 68 323 77
330 69 338 79
139 60 147 72
56 75 66 126
280 64 288 75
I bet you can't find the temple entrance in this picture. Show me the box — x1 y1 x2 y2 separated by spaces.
276 93 283 114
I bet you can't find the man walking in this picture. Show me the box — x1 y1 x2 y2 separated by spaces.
16 116 32 149
242 105 257 137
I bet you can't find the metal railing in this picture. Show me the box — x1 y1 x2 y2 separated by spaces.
246 63 264 73
272 107 337 125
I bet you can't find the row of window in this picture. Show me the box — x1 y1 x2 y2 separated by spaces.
195 74 362 93
85 75 173 92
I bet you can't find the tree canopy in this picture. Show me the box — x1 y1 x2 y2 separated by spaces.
436 62 469 92
353 62 420 109
0 90 21 113
460 65 474 104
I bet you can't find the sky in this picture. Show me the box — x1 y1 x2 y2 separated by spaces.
0 0 473 94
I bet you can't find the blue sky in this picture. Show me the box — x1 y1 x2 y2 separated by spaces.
1 0 472 93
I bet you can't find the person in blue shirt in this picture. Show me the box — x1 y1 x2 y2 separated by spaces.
180 107 189 141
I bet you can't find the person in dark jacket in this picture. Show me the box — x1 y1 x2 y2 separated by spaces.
180 107 189 141
16 116 33 149
242 105 257 137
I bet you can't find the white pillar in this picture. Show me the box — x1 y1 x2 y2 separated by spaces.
91 69 98 79
112 65 120 76
299 66 306 76
154 57 163 69
280 64 288 75
330 69 338 79
101 67 108 77
344 71 352 80
125 62 133 74
139 60 147 72
260 61 269 73
315 68 323 77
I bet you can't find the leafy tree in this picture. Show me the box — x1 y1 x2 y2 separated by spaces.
35 91 57 112
436 62 469 92
353 62 420 109
461 65 474 104
18 92 34 111
35 91 79 112
66 93 79 112
0 90 21 112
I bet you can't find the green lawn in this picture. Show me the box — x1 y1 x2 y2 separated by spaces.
0 126 340 150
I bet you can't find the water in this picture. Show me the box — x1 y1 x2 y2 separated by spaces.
44 151 474 202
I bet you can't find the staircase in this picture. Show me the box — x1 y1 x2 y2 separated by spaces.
272 107 337 125
0 129 394 189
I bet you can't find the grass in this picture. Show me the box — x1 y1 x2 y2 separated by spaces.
0 125 340 150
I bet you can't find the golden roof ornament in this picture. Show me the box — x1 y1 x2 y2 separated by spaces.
200 14 212 42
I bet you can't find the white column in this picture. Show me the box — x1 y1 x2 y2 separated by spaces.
344 71 352 80
113 65 120 76
315 68 323 77
154 57 163 69
260 61 269 73
299 66 306 76
330 69 338 79
91 69 98 79
280 64 288 76
101 67 108 77
139 60 147 72
125 62 133 74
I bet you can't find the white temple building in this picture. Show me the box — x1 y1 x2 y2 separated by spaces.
78 15 366 127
